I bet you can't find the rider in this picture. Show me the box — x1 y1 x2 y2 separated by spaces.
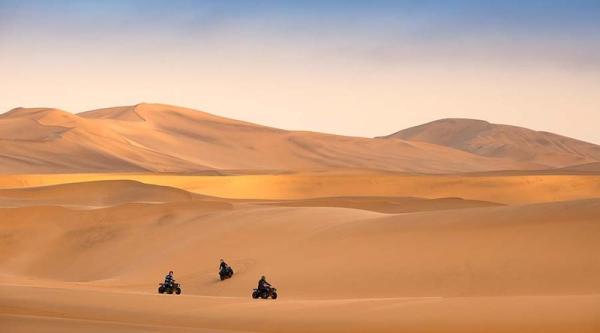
219 259 229 272
164 270 175 287
257 275 272 292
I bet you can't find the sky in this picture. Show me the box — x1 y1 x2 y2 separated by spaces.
1 0 599 142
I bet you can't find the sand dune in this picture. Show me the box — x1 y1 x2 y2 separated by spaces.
0 104 568 173
383 118 600 168
0 175 599 332
78 104 543 173
2 197 599 297
0 107 207 173
3 104 600 174
1 179 599 332
2 285 599 333
0 180 205 208
0 179 502 212
2 171 600 204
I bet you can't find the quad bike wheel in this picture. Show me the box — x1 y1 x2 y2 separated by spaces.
260 291 269 299
175 287 182 295
220 274 225 281
271 292 278 300
158 286 165 294
252 291 259 299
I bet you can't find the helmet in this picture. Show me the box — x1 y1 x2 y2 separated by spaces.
220 258 224 262
261 275 266 280
169 270 173 274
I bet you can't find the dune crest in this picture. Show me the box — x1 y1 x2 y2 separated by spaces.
78 104 147 122
0 180 207 208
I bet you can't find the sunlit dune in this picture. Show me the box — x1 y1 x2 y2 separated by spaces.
0 180 204 208
1 171 600 204
384 118 600 167
0 178 599 332
1 103 574 174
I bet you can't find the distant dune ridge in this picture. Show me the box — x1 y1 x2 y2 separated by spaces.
2 103 599 173
382 118 600 167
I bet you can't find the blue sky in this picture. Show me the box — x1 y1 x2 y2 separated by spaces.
1 1 599 142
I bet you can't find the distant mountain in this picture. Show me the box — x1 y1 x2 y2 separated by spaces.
0 104 587 174
381 118 600 168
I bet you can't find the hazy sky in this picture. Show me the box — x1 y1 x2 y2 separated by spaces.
1 0 599 142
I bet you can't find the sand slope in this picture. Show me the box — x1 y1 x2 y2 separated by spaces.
0 104 566 173
0 107 206 173
0 177 598 295
383 118 600 167
2 171 600 204
2 286 599 333
1 176 599 332
77 104 542 172
0 180 206 208
558 161 600 172
0 179 503 212
1 189 600 332
260 196 501 213
2 197 599 297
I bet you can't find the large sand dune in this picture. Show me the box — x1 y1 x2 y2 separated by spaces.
384 118 600 167
1 177 599 332
2 190 599 297
0 106 206 173
7 103 595 173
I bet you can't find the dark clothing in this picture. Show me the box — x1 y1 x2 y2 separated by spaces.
258 278 271 290
219 262 228 271
164 274 174 286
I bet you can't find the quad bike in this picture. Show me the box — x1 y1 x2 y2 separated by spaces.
158 282 182 295
219 266 234 280
252 286 278 299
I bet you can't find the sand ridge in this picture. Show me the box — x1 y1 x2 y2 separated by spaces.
384 118 600 167
2 171 600 204
0 180 205 208
3 103 582 173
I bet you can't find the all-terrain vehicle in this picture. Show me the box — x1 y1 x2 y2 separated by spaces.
158 282 182 295
219 266 234 280
252 286 278 299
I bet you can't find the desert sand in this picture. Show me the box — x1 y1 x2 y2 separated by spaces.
1 177 599 332
1 104 600 332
